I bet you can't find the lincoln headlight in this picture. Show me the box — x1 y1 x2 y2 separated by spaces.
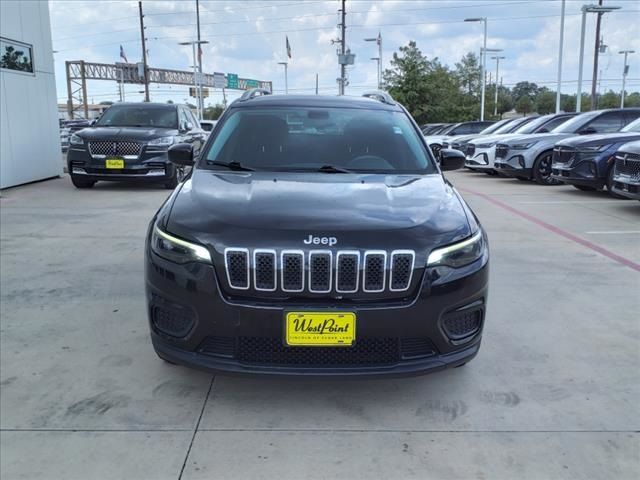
70 133 84 146
151 225 211 264
427 231 485 268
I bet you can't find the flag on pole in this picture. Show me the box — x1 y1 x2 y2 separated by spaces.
376 32 381 46
119 45 128 63
286 36 292 59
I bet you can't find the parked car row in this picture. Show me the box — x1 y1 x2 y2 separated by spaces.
439 108 640 200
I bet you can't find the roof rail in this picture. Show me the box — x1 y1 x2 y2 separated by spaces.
362 90 395 105
239 88 272 101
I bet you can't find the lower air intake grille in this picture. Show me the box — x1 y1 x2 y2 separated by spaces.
198 336 235 358
442 309 482 340
151 303 195 337
400 338 438 359
236 337 400 366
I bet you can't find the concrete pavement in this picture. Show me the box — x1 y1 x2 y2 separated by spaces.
1 172 638 479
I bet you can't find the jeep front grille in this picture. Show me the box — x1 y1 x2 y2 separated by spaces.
88 141 142 158
224 249 416 295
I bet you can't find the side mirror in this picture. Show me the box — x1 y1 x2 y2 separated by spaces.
168 143 195 166
90 119 97 126
185 122 193 131
439 149 466 171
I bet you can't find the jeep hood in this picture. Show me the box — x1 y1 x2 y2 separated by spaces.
165 171 472 252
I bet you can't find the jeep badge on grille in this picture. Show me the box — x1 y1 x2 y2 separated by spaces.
304 235 337 246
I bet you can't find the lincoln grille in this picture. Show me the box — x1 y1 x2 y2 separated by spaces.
494 144 509 159
223 249 417 295
88 141 141 157
553 146 575 166
615 153 640 180
466 144 476 157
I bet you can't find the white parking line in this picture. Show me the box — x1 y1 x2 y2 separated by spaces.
585 231 640 235
518 201 616 205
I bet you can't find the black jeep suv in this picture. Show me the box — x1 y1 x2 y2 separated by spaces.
145 90 489 377
67 102 205 189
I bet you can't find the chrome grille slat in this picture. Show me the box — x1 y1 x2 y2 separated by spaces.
224 249 415 294
309 251 332 293
253 250 276 291
336 251 360 293
363 251 387 293
615 154 640 180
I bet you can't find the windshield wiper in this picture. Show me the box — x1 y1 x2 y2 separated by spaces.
317 165 353 173
207 160 255 171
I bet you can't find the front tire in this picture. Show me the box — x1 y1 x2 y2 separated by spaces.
533 151 560 185
164 166 185 190
70 175 96 189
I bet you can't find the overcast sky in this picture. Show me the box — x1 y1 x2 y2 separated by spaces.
49 0 640 106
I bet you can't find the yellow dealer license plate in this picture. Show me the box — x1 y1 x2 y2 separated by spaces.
285 312 356 347
105 158 124 169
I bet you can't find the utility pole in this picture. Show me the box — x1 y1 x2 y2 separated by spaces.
590 0 604 110
196 0 203 118
339 0 346 95
138 1 149 102
315 73 319 95
492 56 505 116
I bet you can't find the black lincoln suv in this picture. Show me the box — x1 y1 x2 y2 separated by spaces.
67 102 205 189
145 90 489 377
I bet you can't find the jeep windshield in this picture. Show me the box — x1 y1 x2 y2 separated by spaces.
95 105 178 129
201 108 437 173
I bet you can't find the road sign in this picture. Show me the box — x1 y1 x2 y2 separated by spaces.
245 79 259 89
227 73 238 89
213 72 226 88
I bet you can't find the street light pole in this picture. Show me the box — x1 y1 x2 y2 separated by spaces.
370 57 380 88
619 50 635 107
576 3 621 112
278 61 288 94
556 0 566 113
179 40 209 120
465 17 488 120
364 32 382 89
492 56 505 117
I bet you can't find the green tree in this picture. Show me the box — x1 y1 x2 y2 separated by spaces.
515 96 533 115
454 52 480 97
598 90 620 109
535 90 556 114
203 104 225 120
624 92 640 107
561 94 576 112
512 81 539 101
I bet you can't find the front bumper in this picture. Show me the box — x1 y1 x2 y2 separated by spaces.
551 161 605 189
465 147 496 171
145 247 489 377
67 146 174 183
612 175 640 200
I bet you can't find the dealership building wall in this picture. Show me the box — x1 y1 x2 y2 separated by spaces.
1 1 61 189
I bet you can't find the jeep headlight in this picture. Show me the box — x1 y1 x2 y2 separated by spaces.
148 136 175 147
427 231 484 268
510 141 538 150
70 133 84 146
151 225 211 264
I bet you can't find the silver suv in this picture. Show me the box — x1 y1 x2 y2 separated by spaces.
494 109 640 184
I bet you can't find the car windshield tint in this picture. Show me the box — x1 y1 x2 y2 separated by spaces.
551 111 599 133
95 106 178 128
202 107 436 173
503 117 535 133
621 118 640 132
514 115 555 134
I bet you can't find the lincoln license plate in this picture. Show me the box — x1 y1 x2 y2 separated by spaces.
285 312 356 347
105 158 124 169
